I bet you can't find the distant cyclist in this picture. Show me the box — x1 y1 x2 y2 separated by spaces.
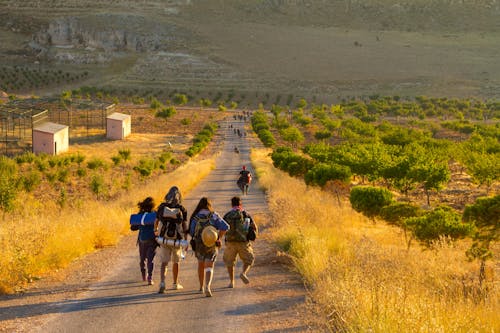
237 165 252 195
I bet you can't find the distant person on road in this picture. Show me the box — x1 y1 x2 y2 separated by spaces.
223 196 257 288
131 197 157 285
155 186 188 293
237 165 252 195
189 197 229 297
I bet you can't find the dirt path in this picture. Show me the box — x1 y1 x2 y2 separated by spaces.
0 118 315 332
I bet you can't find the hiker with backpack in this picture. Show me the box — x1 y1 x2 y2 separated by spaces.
130 197 158 285
223 196 257 288
237 165 252 195
155 186 188 294
189 197 229 297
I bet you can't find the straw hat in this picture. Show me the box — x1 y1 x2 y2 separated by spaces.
201 226 218 247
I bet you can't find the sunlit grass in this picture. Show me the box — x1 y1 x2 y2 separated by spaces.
0 157 215 293
251 148 499 332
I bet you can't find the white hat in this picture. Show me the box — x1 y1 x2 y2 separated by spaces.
201 226 218 247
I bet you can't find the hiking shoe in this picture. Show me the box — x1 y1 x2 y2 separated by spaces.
205 288 212 297
240 273 250 284
228 280 235 288
173 283 184 290
158 282 165 294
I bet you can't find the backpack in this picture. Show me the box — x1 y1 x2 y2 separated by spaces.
224 210 248 242
192 213 213 254
240 170 251 184
159 204 182 240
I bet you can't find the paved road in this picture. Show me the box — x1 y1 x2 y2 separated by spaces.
31 117 308 333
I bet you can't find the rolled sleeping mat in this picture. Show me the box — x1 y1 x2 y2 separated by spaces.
130 212 157 226
156 237 189 248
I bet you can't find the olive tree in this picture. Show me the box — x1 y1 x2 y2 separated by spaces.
406 205 473 247
349 186 393 222
463 195 500 284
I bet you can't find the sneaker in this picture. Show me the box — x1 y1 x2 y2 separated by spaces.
141 272 146 282
240 273 250 284
228 280 235 288
205 287 212 297
158 282 165 294
148 279 154 286
173 283 184 290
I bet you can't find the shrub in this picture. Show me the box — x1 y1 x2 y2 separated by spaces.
118 149 131 161
349 186 393 222
87 158 106 170
0 156 19 212
156 106 176 120
258 129 276 147
111 156 121 166
406 205 473 247
90 174 105 199
305 162 351 186
463 195 500 282
20 171 42 192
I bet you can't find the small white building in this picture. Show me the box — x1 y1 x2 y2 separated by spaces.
106 112 131 140
32 122 69 155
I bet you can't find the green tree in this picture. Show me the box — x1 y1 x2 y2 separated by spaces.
156 106 177 120
173 93 188 105
380 202 423 249
406 205 473 247
464 152 500 194
414 161 451 206
150 97 162 110
349 186 393 222
296 98 307 109
280 126 304 147
305 162 351 186
463 195 500 284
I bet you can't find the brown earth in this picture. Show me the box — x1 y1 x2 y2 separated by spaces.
0 1 499 103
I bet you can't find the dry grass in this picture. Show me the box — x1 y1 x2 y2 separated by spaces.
0 157 215 294
251 148 499 332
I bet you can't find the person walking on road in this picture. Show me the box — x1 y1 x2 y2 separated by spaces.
155 186 188 294
237 165 252 195
223 196 257 288
189 197 229 297
131 197 157 285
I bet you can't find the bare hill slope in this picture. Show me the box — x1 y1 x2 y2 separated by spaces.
1 0 499 101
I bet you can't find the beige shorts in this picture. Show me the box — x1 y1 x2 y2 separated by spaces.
223 241 255 267
157 244 182 264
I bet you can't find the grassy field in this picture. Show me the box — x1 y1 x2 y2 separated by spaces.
0 103 225 293
251 148 498 332
0 155 215 294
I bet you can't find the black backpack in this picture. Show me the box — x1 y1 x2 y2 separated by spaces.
159 203 183 240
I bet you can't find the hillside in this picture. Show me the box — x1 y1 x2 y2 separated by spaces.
1 0 500 102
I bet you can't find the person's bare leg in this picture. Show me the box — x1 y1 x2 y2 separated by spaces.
204 262 214 297
173 263 179 284
158 263 167 293
197 261 205 292
227 266 235 288
240 263 250 284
